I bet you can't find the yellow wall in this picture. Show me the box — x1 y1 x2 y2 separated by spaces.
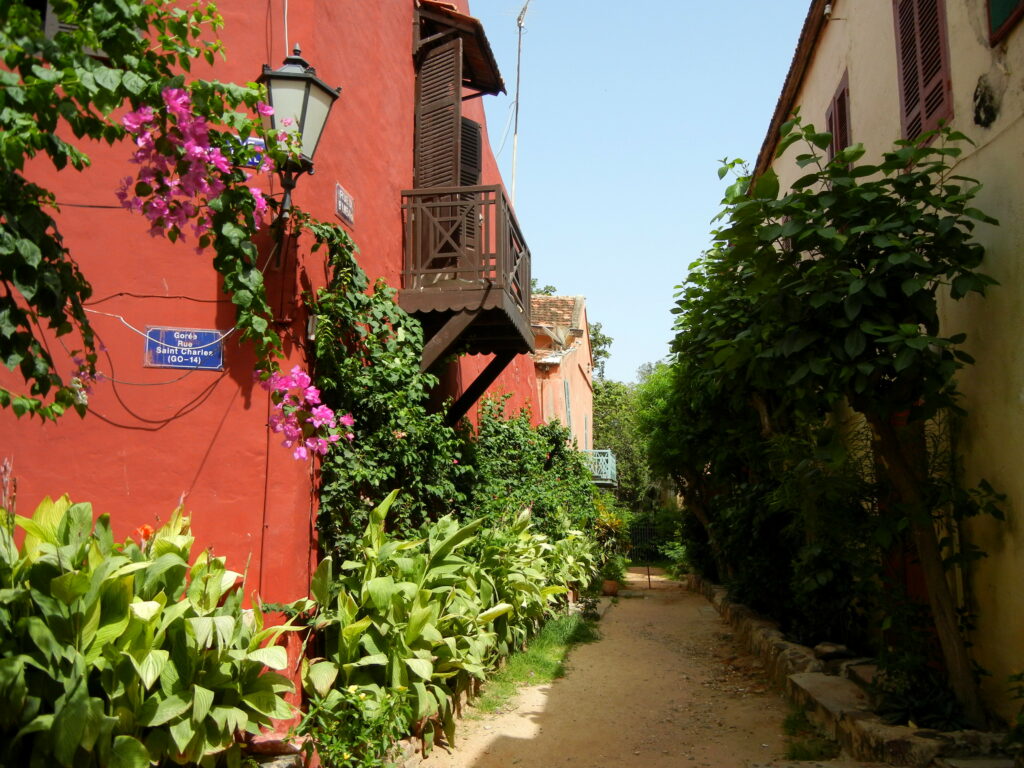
770 0 1024 722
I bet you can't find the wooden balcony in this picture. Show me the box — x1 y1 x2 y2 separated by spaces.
400 184 533 361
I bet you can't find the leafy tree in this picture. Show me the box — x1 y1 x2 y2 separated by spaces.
588 321 613 379
592 377 649 512
667 115 1001 726
530 279 557 295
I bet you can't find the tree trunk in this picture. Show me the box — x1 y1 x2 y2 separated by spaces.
866 412 988 729
678 469 733 581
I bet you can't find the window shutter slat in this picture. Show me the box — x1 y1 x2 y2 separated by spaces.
894 0 951 140
459 118 482 187
415 38 463 188
826 73 851 161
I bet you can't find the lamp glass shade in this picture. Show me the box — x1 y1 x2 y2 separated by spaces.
299 85 336 160
259 49 340 166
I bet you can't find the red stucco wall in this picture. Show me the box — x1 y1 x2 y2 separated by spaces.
1 0 538 602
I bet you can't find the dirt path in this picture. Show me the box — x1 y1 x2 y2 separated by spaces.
424 568 883 768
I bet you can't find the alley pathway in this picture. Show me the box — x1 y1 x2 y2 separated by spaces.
424 568 887 768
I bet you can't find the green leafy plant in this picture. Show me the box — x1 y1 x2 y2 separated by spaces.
474 511 569 657
295 682 409 768
300 492 587 758
307 221 468 560
304 492 503 754
471 614 598 715
0 495 296 767
782 708 840 761
464 396 597 539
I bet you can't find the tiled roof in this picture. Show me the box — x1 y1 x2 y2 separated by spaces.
531 295 584 331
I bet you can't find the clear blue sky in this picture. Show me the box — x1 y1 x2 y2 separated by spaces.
471 1 809 383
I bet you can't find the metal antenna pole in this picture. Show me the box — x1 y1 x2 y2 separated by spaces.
511 0 532 204
283 0 290 57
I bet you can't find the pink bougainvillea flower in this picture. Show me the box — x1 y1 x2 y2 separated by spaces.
122 106 155 133
257 102 274 116
290 366 311 389
339 412 355 427
162 87 192 118
345 432 355 441
308 404 334 428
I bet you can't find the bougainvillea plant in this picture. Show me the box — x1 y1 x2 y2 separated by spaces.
258 366 354 461
116 88 271 243
0 0 286 419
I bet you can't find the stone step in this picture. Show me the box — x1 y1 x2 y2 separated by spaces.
932 758 1017 768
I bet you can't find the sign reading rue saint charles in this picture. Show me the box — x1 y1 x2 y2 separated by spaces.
144 327 225 371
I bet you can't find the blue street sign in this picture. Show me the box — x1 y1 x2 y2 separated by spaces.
144 327 225 370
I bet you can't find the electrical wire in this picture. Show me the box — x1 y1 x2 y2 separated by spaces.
54 202 122 209
86 291 232 306
84 307 237 350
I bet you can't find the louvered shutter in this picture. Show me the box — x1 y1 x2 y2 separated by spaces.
826 76 851 161
894 0 952 140
458 118 482 257
415 38 463 188
459 118 482 186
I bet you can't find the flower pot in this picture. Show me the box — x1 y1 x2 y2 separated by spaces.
601 579 619 596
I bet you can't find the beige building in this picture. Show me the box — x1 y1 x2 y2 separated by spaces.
531 296 594 450
758 0 1024 721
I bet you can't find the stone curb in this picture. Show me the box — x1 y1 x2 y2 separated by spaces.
685 574 1011 768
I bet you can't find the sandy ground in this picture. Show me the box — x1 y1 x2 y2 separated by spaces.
422 568 884 768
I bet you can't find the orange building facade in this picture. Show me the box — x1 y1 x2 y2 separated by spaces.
531 295 594 451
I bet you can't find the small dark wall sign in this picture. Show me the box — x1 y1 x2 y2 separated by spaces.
335 182 354 225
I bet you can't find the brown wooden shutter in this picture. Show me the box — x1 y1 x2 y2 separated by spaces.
459 118 482 255
826 72 851 160
415 38 463 188
894 0 952 140
459 118 482 186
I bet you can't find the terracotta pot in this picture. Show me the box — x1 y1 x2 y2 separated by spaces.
601 579 619 596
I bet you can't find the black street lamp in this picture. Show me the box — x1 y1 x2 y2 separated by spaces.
258 45 341 218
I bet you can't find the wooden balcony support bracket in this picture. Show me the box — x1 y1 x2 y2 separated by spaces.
445 349 517 427
419 309 480 373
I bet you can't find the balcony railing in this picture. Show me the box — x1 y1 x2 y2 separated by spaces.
583 449 617 487
401 184 530 320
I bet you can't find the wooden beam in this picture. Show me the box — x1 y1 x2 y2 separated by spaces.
420 310 478 372
445 350 516 426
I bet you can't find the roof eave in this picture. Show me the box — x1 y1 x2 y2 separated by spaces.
753 0 831 179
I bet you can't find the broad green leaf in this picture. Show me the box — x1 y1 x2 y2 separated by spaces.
309 556 332 605
137 693 191 727
109 735 150 768
192 685 214 724
476 603 513 624
248 645 288 670
348 653 388 668
844 329 867 359
405 657 433 680
342 615 372 644
365 576 397 613
304 660 338 698
134 650 169 690
129 600 162 623
168 716 195 753
242 690 292 719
